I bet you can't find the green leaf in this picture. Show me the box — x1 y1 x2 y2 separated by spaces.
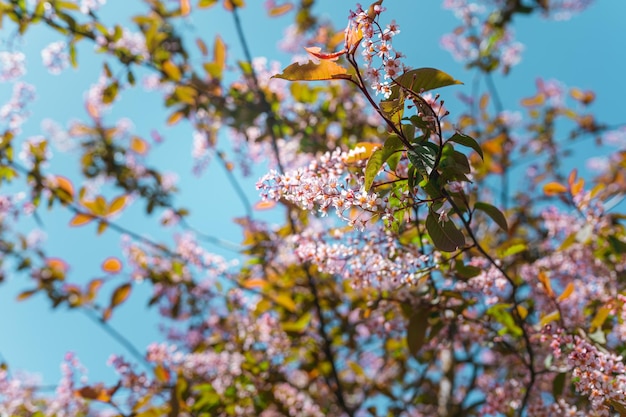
364 135 404 191
455 261 481 279
552 372 566 399
448 132 483 160
474 202 508 231
272 60 352 82
486 304 522 337
425 212 465 252
406 307 429 356
407 143 438 179
364 149 385 192
392 67 462 95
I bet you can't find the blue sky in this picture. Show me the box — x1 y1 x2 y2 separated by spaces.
0 0 625 388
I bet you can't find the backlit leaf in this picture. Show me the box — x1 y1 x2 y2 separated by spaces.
590 306 611 331
392 67 462 95
213 35 226 70
273 60 352 82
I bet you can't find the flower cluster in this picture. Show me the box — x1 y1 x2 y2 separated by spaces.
549 332 626 415
441 0 524 74
41 41 70 75
291 224 429 288
347 3 407 97
0 51 26 82
257 147 385 229
0 82 36 135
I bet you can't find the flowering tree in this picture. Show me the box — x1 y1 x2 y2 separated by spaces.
0 0 625 416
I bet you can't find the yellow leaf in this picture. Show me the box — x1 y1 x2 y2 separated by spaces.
69 213 95 227
108 195 128 216
516 305 528 320
590 307 611 331
97 220 108 235
162 60 182 82
557 282 575 303
274 293 296 312
213 35 226 70
520 93 545 107
346 142 381 163
543 182 568 196
102 257 123 274
539 310 560 327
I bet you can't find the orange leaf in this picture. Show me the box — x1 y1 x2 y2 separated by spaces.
243 279 268 289
571 178 585 197
180 0 191 15
108 195 128 216
54 175 75 201
268 3 293 16
304 46 346 62
196 38 208 56
570 87 595 105
130 136 149 155
538 271 554 298
110 283 132 308
254 200 276 211
69 213 95 227
154 364 171 383
543 182 568 196
86 279 104 301
75 384 111 402
557 282 575 303
102 257 123 274
567 169 578 187
167 111 184 125
47 258 69 273
16 289 38 301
